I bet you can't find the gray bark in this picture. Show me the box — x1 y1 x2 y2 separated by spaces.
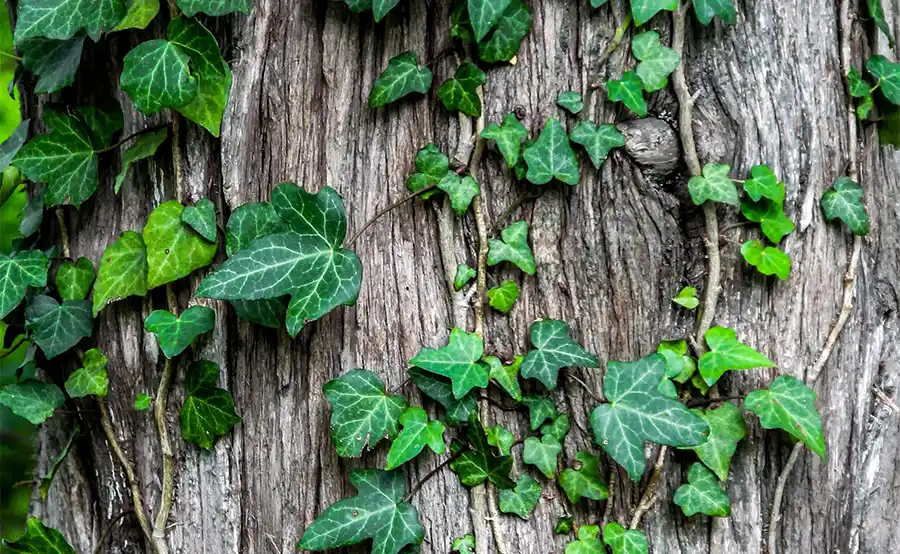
26 1 900 553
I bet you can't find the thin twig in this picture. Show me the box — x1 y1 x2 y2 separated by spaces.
567 374 603 403
489 191 541 235
93 124 171 155
602 467 616 525
152 285 179 554
92 510 135 554
629 445 668 528
471 121 488 336
55 207 70 259
404 455 458 503
347 185 437 246
477 395 521 412
589 11 634 89
768 442 802 554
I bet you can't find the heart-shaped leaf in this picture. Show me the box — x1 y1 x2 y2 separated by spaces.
19 37 85 94
629 0 677 26
559 451 609 504
484 354 522 401
64 348 108 398
487 279 518 313
603 522 648 554
488 220 536 274
26 296 92 359
607 72 647 117
693 0 737 24
181 198 217 242
520 319 598 390
570 121 624 168
410 328 488 399
820 176 869 235
673 462 731 517
741 240 791 280
14 0 123 42
0 380 65 425
481 113 528 168
144 305 216 358
143 200 217 289
556 91 584 114
176 0 251 16
56 256 94 301
408 366 477 425
522 394 557 430
523 434 561 478
499 474 541 519
742 164 784 202
115 128 168 193
324 369 407 457
179 360 241 448
369 51 433 108
468 0 512 41
0 250 48 318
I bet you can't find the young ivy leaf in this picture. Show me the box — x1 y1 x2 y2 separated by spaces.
630 0 677 25
56 256 94 301
487 279 519 313
523 118 580 185
540 413 570 442
298 469 424 554
673 463 731 517
564 525 603 554
603 522 649 554
557 91 584 114
407 143 450 196
488 220 536 274
523 434 561 478
741 240 791 280
26 296 92 359
743 164 784 203
632 31 680 92
408 366 477 425
693 0 737 25
64 348 108 398
114 0 162 31
182 198 217 242
410 328 488 399
120 40 199 114
672 285 699 310
135 392 152 410
144 305 216 358
607 72 647 117
324 369 407 457
570 121 624 169
369 51 433 108
688 163 738 206
848 68 874 120
438 62 486 117
180 360 241 449
559 451 609 504
14 0 123 42
481 113 528 168
699 326 774 386
92 231 149 316
591 354 709 481
522 394 557 430
449 417 515 489
452 534 476 554
820 177 869 236
555 516 575 534
115 128 169 193
682 402 747 481
176 0 252 17
867 55 900 105
0 250 48 318
19 37 85 94
477 0 532 64
468 0 513 41
499 474 541 519
745 375 826 460
740 197 795 244
486 423 515 455
143 200 217 289
0 380 65 425
1 517 75 554
485 354 523 402
453 263 477 291
385 407 446 470
521 319 599 390
437 173 480 215
866 0 895 47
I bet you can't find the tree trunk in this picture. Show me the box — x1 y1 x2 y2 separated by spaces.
27 1 900 553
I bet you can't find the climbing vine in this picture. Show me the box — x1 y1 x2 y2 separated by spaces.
0 0 883 553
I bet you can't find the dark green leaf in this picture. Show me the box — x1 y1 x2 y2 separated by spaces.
0 120 30 170
225 201 286 256
630 0 677 26
1 517 75 553
76 105 123 149
143 200 217 289
0 249 48 318
20 37 84 94
438 62 486 117
522 394 557 430
26 295 92 359
559 451 608 504
385 407 445 470
868 55 900 105
487 220 535 274
230 297 286 329
688 163 738 205
485 423 515 455
121 39 198 114
820 176 869 235
408 366 477 425
745 375 826 459
740 197 795 244
487 279 518 313
176 0 251 17
485 354 522 402
523 118 579 185
555 516 575 535
741 240 791 280
469 0 512 41
632 31 679 92
481 113 528 168
92 231 148 316
437 173 480 215
521 319 599 390
449 417 515 489
499 474 541 519
410 328 488 399
182 198 217 242
523 434 561 478
453 263 476 291
603 522 648 554
607 72 647 117
369 51 432 108
693 0 737 25
477 0 531 63
56 256 94 301
324 369 407 457
867 0 894 47
115 127 168 193
570 121 624 169
144 305 215 358
699 326 775 386
64 348 108 398
406 143 450 196
682 402 746 480
179 359 241 448
557 91 584 114
673 462 731 517
0 380 65 424
14 0 124 42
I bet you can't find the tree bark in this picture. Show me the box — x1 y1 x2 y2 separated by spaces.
26 1 900 553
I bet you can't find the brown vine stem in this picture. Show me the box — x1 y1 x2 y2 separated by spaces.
55 207 70 259
92 510 135 554
347 184 437 246
489 190 541 235
403 455 458 503
602 468 616 525
93 124 171 155
629 445 668 529
767 2 863 552
589 10 634 89
152 285 179 554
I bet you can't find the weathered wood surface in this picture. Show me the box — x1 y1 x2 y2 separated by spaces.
26 1 900 553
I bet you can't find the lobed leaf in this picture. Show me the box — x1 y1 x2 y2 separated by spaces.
410 329 488 400
408 366 477 425
540 413 570 442
19 37 85 94
630 0 677 25
369 51 432 108
820 177 869 235
1 517 75 554
688 163 738 206
176 0 251 17
135 392 152 410
481 113 528 168
485 423 515 455
523 118 580 185
0 249 48 318
672 285 699 310
115 128 169 193
487 220 535 274
485 354 522 402
603 522 648 554
143 200 217 289
520 319 598 390
632 31 679 92
556 91 584 114
745 375 825 459
499 474 541 519
453 263 477 291
698 326 774 386
14 0 123 42
673 462 731 517
385 407 446 470
449 417 515 489
437 173 480 215
180 360 241 448
469 0 512 41
0 380 65 424
26 295 92 359
64 347 108 398
742 164 784 203
607 72 647 117
740 197 795 244
741 240 791 280
324 369 407 457
570 121 624 169
682 402 746 480
522 394 557 430
477 0 531 63
438 62 486 117
182 198 217 242
693 0 737 25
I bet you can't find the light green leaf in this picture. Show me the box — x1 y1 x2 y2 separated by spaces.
135 392 152 410
487 279 518 313
0 250 48 318
19 37 85 94
564 524 604 554
14 0 124 42
499 474 541 519
1 517 75 554
469 0 512 41
740 197 795 244
698 326 774 386
485 354 522 402
743 164 784 203
449 417 515 488
849 68 873 120
673 462 731 517
298 469 424 554
179 359 241 448
557 91 584 114
693 0 737 25
437 173 480 215
56 256 94 301
486 423 515 455
408 366 477 425
92 231 148 316
324 369 407 457
143 200 217 289
745 375 826 460
522 394 557 430
453 263 476 291
225 201 286 256
521 319 599 390
591 354 709 480
688 163 738 206
540 413 570 442
0 380 64 424
630 0 677 26
438 62 486 117
410 328 487 399
452 534 475 554
683 402 747 480
0 174 26 254
26 296 92 359
369 51 433 108
406 143 450 195
477 0 531 63
487 220 535 274
176 0 251 16
121 39 198 114
559 451 609 504
867 55 900 105
523 118 579 185
523 434 561 478
658 339 696 383
867 0 894 46
570 121 624 169
607 72 647 117
632 31 679 92
385 407 446 470
820 176 869 235
64 348 108 398
115 128 168 193
672 286 699 310
114 0 161 31
144 305 215 358
182 198 217 242
481 113 528 168
0 323 30 385
741 240 791 280
603 522 648 554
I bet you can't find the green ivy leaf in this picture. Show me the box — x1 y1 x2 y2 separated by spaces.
26 296 92 359
741 240 791 280
487 279 518 313
740 198 795 244
591 354 709 480
453 263 476 291
38 423 78 500
521 319 599 390
135 392 152 410
698 326 775 386
477 0 531 63
485 354 522 402
452 534 475 554
607 72 647 117
559 451 609 504
1 517 75 554
143 200 217 289
540 413 570 442
114 0 161 31
438 62 486 117
570 121 624 169
745 375 826 459
0 250 48 318
820 176 869 235
743 164 784 203
557 91 584 114
673 462 731 517
19 37 85 94
408 367 477 425
867 0 894 46
693 0 737 25
555 516 575 534
522 394 557 430
0 323 30 384
848 68 874 120
14 0 124 42
0 380 65 424
658 340 696 383
449 417 515 488
176 0 251 17
867 55 900 105
385 407 446 470
682 402 746 480
437 173 480 215
182 198 217 242
499 474 541 519
632 31 679 92
523 434 561 478
56 256 94 301
629 0 677 26
488 220 535 274
121 40 198 114
144 305 215 358
369 51 433 108
672 286 699 310
179 359 241 448
688 163 738 206
225 201 286 256
115 128 168 193
564 524 604 554
603 522 648 554
298 469 424 554
486 423 515 455
469 0 512 41
323 369 407 457
406 143 450 195
230 297 286 329
410 329 487 399
64 348 108 398
523 118 580 185
481 113 528 168
92 231 148 316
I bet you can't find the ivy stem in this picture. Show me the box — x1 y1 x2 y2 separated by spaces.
602 468 616 525
346 184 437 246
92 510 135 554
0 50 22 62
628 445 667 529
55 207 71 259
589 9 634 89
93 124 171 155
567 374 603 403
685 394 745 408
152 285 179 554
489 190 541 235
403 455 458 503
